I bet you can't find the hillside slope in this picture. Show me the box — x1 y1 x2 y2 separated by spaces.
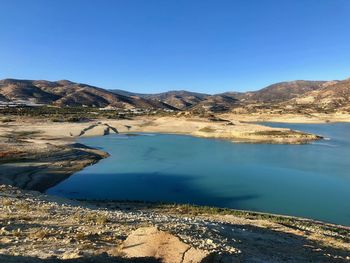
242 80 328 103
284 79 350 112
1 77 349 113
0 79 174 110
143 90 209 109
188 81 330 113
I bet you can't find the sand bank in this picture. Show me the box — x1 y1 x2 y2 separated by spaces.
10 116 322 144
219 112 350 124
0 115 321 191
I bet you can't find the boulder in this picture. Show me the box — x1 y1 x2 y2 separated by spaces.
121 227 209 263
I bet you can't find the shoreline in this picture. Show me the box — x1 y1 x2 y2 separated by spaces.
22 116 323 143
0 114 325 191
1 116 350 261
0 114 333 193
219 113 350 124
75 197 350 228
1 184 349 262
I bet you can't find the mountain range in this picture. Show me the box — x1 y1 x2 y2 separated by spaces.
1 77 349 113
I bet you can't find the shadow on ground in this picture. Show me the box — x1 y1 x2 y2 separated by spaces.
0 254 160 263
0 254 235 263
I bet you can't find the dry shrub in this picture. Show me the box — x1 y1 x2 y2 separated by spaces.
199 126 216 133
15 202 30 211
30 229 50 240
1 199 13 206
73 212 109 225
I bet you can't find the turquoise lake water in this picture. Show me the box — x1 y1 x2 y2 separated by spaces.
47 123 350 226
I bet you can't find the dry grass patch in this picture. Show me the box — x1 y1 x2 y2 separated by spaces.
15 202 31 212
199 126 216 133
73 212 109 225
1 198 13 206
29 229 53 240
11 229 23 237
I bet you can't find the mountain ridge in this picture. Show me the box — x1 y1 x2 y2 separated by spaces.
0 79 175 110
1 77 349 113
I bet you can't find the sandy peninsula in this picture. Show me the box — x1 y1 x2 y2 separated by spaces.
220 112 350 124
5 115 322 143
0 115 322 191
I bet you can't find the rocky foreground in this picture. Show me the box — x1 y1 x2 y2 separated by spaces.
0 185 349 262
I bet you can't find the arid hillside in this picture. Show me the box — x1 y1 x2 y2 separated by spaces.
1 77 350 113
282 78 350 113
110 79 350 113
241 80 329 103
0 79 174 110
143 90 209 109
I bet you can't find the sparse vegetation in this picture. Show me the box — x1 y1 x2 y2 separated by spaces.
30 229 51 240
1 118 14 123
199 126 216 133
1 198 13 206
0 185 349 262
0 106 123 120
253 130 293 136
9 130 41 139
15 202 31 212
73 212 109 225
157 203 350 243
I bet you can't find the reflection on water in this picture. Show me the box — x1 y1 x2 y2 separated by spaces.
47 123 350 226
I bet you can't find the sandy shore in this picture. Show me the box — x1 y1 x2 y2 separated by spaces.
220 112 350 123
0 120 109 191
0 115 322 191
0 185 349 262
4 115 322 143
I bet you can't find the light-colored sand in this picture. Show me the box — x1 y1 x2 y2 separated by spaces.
0 120 110 191
0 115 324 191
1 116 321 144
220 112 350 123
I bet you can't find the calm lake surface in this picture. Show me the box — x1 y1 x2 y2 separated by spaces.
47 123 350 226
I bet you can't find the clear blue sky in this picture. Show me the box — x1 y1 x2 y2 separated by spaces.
1 0 350 93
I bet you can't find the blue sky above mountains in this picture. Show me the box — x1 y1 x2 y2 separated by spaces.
1 0 350 93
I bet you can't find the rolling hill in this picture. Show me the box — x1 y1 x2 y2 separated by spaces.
282 78 350 112
1 77 349 113
0 79 174 110
143 90 209 109
241 80 329 103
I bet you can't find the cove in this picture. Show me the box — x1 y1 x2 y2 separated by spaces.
47 123 350 226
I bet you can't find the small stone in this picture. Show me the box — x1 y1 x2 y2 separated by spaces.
206 239 213 245
62 252 82 259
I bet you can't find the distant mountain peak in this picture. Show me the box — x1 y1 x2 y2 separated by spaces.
56 80 75 85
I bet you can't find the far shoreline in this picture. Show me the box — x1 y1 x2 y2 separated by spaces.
0 114 331 193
